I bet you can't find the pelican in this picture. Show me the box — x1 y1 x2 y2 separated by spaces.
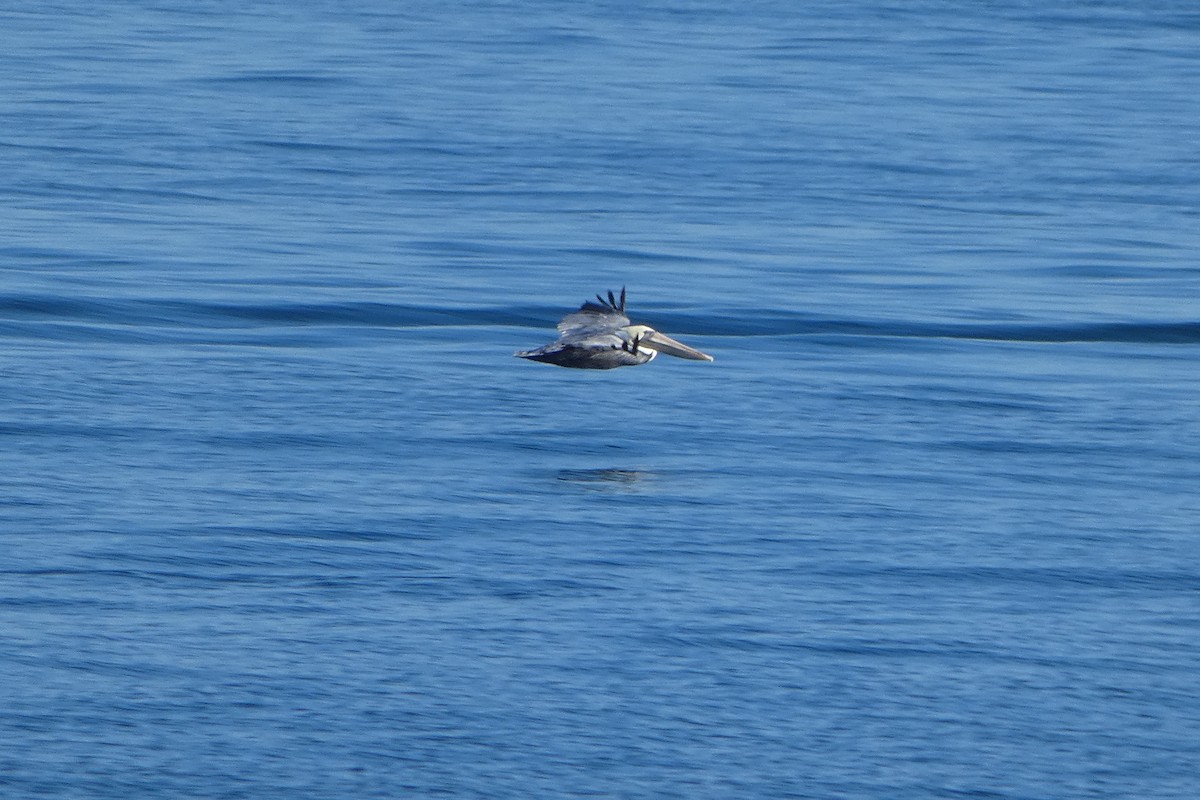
516 287 714 369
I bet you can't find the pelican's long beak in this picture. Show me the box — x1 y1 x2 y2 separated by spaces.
644 331 714 362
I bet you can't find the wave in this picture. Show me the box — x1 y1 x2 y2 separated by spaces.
680 315 1200 344
2 293 1198 345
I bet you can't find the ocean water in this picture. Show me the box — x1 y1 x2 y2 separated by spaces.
2 2 1199 798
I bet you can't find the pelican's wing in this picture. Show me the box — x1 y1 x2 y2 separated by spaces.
556 288 630 340
516 330 649 368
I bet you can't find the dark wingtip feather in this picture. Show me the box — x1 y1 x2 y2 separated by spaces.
582 289 629 314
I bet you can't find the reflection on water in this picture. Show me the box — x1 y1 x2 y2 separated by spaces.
556 468 655 489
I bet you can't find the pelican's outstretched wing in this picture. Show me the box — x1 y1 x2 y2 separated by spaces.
556 287 630 341
514 317 655 368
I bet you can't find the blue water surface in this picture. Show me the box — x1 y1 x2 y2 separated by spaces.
2 2 1199 798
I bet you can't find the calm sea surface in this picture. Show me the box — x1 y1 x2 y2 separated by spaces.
3 2 1199 798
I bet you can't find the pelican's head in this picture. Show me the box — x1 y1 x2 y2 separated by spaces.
624 325 714 362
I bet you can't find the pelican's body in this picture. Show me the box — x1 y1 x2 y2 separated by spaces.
516 288 713 370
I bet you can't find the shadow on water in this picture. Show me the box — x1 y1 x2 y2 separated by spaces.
556 468 656 490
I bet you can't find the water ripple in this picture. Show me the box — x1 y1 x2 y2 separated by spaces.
2 293 1197 345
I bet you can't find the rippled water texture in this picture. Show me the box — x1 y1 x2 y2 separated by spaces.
2 2 1199 798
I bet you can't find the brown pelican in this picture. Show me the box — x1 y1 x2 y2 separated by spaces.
516 288 714 369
